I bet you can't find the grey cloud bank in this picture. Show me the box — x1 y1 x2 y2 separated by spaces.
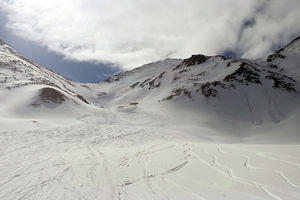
1 0 300 70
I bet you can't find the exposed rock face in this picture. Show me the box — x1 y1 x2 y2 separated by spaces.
76 94 90 104
196 82 222 98
173 54 210 70
267 53 286 62
40 87 67 104
182 54 210 67
130 82 140 88
224 63 262 85
31 87 67 107
265 71 296 92
161 88 192 101
148 72 165 89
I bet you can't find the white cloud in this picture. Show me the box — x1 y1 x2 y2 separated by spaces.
1 0 300 69
238 0 300 59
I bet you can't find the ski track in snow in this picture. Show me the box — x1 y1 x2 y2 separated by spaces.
0 109 300 200
1 34 300 200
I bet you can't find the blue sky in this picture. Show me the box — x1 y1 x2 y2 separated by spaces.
0 11 120 82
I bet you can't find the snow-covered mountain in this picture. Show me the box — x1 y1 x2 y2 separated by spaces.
83 37 300 128
0 37 300 200
0 39 93 118
1 36 300 134
1 37 299 123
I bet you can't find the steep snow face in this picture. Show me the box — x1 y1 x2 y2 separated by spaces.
265 36 300 81
89 52 299 125
0 40 92 118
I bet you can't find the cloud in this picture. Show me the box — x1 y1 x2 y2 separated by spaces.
1 0 300 69
237 0 300 59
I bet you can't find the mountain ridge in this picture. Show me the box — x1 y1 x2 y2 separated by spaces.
0 36 299 125
1 37 300 200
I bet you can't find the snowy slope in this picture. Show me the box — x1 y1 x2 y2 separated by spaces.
0 37 300 200
0 39 95 119
1 37 299 125
265 36 300 79
85 40 300 136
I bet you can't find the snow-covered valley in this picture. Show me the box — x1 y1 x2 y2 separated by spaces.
0 37 300 199
1 107 300 200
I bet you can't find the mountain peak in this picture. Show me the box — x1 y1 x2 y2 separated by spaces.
274 35 300 54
